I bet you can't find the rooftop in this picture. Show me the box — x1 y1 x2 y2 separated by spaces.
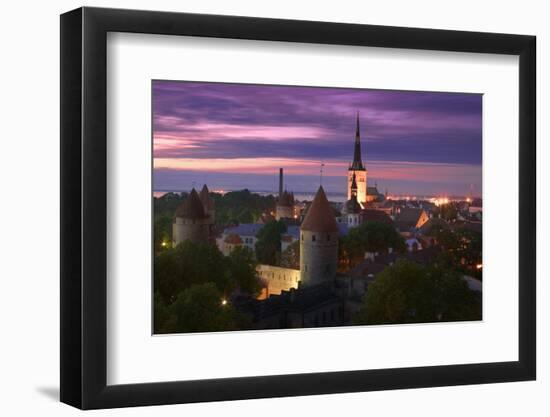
223 223 264 237
301 186 339 233
174 188 207 219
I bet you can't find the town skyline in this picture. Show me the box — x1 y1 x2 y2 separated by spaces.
153 80 482 197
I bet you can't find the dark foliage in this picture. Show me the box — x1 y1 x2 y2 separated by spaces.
353 259 481 325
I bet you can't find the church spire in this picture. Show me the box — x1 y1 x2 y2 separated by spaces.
351 112 365 170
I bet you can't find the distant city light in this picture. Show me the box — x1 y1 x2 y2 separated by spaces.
161 241 167 247
476 264 483 270
221 299 228 306
431 197 450 207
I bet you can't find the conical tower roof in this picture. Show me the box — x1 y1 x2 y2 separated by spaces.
175 188 207 219
301 186 338 232
199 184 214 211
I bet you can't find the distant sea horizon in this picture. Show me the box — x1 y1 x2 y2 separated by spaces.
153 171 481 203
153 188 475 203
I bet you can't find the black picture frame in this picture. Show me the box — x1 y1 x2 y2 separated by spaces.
60 6 536 410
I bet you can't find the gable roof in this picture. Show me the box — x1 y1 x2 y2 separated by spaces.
362 209 393 225
395 207 427 230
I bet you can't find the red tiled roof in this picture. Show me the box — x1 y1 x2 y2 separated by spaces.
224 233 243 244
300 186 338 233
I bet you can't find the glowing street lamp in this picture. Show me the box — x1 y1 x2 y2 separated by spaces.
221 299 228 306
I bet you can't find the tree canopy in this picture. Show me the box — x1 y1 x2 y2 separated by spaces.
159 283 248 334
353 259 481 325
254 220 287 265
432 226 482 279
280 240 300 269
342 221 406 267
154 241 260 333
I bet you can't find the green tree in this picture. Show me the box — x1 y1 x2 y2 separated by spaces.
255 220 287 265
154 240 230 304
169 283 244 333
342 221 405 267
154 214 173 253
226 246 261 296
280 240 300 269
353 260 481 325
432 226 482 279
153 291 177 333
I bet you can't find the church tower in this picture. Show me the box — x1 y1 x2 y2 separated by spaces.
347 113 368 206
343 172 362 228
300 186 339 287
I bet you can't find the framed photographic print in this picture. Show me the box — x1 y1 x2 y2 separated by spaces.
60 6 536 409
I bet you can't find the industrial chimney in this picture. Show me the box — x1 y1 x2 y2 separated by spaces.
279 168 283 198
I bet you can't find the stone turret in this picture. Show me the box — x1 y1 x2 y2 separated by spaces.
172 188 209 246
199 184 215 236
299 186 339 286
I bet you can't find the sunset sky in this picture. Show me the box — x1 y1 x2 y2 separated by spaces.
153 81 482 198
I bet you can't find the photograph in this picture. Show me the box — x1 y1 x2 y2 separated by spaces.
152 81 483 334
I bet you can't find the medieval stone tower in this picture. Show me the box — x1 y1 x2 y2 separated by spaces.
172 188 210 246
347 113 368 206
299 186 339 286
199 184 215 237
